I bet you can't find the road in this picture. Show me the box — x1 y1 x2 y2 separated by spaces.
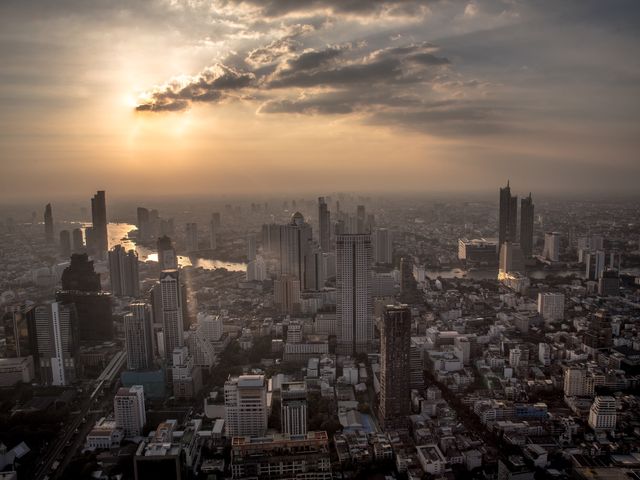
33 350 126 480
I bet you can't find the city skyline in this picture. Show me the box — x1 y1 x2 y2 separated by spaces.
1 0 639 200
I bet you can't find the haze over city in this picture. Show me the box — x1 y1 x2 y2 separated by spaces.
1 0 639 201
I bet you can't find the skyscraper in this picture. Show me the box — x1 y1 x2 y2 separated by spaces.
44 203 54 244
336 234 373 355
279 212 313 289
499 181 518 247
90 190 108 257
59 230 71 258
137 207 150 243
520 193 534 258
274 275 301 314
281 382 308 436
542 232 561 262
61 253 101 291
373 228 393 265
125 303 154 371
246 233 257 261
318 197 331 252
2 305 38 367
108 245 140 297
72 228 84 253
160 269 184 365
209 215 218 250
157 236 178 270
185 222 198 252
35 301 78 386
379 304 411 430
356 205 366 233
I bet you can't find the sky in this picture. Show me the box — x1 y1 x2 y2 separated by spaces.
0 0 639 201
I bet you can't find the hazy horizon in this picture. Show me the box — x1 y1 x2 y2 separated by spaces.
1 0 639 200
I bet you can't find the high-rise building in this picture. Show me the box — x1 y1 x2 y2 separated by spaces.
246 234 257 261
499 242 526 275
59 230 71 258
279 213 313 285
542 232 561 262
318 197 331 252
224 375 268 437
379 305 411 430
160 270 184 365
156 236 178 270
246 257 267 282
356 205 366 233
90 190 108 257
108 245 140 297
583 309 612 350
58 253 113 341
585 250 606 280
136 207 150 243
72 228 84 253
35 301 78 386
274 275 301 314
588 396 616 431
171 346 202 400
537 293 565 322
185 222 198 252
2 305 38 369
211 212 221 230
499 181 518 247
114 385 146 437
336 234 372 355
261 223 280 255
281 382 308 436
598 269 620 296
209 216 218 250
520 194 534 258
373 228 393 265
125 303 154 371
61 253 101 291
44 203 54 244
304 244 326 291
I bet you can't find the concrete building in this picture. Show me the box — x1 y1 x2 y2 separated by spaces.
281 382 308 436
114 385 146 437
125 303 154 371
35 301 78 386
537 293 564 322
542 232 561 262
160 270 184 365
0 357 34 387
224 375 268 437
588 396 616 431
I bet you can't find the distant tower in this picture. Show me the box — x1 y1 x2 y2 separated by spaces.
160 270 184 365
318 197 331 252
124 303 153 370
356 205 366 233
137 207 150 243
108 245 140 297
520 193 534 258
59 230 71 258
246 234 257 261
44 203 54 244
336 234 373 354
373 228 393 265
279 212 313 289
499 181 518 247
379 304 411 430
157 236 178 270
209 215 217 250
90 190 108 257
274 275 301 314
185 223 198 252
542 232 561 262
72 228 84 253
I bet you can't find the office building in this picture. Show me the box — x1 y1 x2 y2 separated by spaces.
44 203 54 243
108 245 140 297
35 301 78 386
537 293 564 322
1 304 38 364
318 197 331 252
499 181 518 247
542 232 561 262
246 256 266 282
59 230 71 258
0 357 35 387
157 235 178 270
583 309 612 351
137 207 150 243
90 190 108 257
231 432 331 480
585 250 606 280
520 193 534 258
356 205 366 233
499 242 525 275
261 223 280 255
185 223 198 252
274 275 301 315
281 382 308 436
171 346 202 400
246 234 256 261
114 385 146 437
224 375 268 437
61 253 101 291
373 228 393 265
209 214 218 250
160 270 184 365
72 228 84 253
458 238 498 265
588 396 616 431
125 303 154 371
379 305 411 430
279 212 313 289
336 234 373 355
598 269 620 296
304 244 326 291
